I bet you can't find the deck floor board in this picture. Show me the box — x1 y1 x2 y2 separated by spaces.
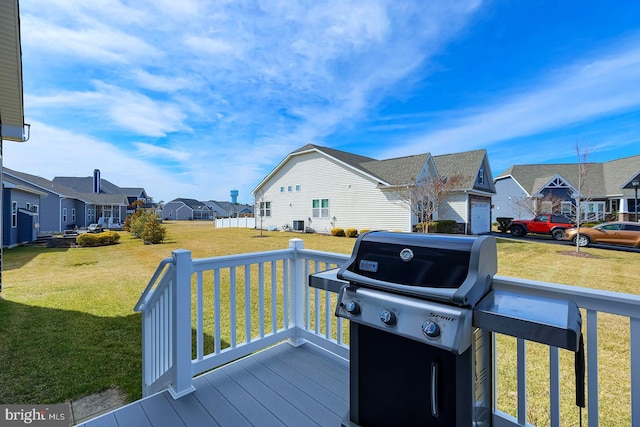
82 342 349 427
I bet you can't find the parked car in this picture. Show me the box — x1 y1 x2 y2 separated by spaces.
87 223 103 233
563 221 640 248
510 214 575 241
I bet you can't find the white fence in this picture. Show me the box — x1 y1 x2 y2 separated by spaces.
214 217 256 228
135 239 640 426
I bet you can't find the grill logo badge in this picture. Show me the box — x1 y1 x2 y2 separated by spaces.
399 248 414 262
359 260 378 272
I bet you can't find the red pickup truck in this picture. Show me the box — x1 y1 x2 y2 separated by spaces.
510 214 575 241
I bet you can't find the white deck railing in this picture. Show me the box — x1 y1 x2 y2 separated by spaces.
135 239 640 426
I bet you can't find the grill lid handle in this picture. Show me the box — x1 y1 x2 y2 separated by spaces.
338 269 458 303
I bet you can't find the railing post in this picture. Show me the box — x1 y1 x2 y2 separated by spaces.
288 238 306 347
170 249 196 399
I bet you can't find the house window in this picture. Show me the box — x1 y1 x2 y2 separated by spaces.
295 184 301 192
561 202 573 217
63 208 68 222
11 201 17 228
72 209 76 222
287 185 292 192
582 202 605 221
259 201 271 217
540 201 552 214
280 186 284 193
477 168 485 185
312 199 329 218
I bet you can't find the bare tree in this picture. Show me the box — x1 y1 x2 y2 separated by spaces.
512 193 568 218
254 189 268 237
573 143 592 253
398 174 466 233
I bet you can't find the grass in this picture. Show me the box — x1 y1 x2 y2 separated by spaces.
0 222 638 426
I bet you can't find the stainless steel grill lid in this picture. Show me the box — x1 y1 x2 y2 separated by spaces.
337 231 497 307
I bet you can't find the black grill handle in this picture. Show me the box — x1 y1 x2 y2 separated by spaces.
575 333 585 408
431 361 439 418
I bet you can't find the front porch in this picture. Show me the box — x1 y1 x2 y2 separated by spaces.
81 239 639 426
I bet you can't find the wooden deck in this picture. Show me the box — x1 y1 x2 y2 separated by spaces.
78 342 349 427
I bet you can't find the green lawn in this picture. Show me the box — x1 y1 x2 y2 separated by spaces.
0 222 637 426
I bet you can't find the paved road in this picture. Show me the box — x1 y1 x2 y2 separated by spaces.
490 231 640 253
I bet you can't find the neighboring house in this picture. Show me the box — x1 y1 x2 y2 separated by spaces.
162 198 212 220
205 200 253 218
493 154 640 222
2 179 46 247
251 144 495 234
53 169 150 227
3 168 145 234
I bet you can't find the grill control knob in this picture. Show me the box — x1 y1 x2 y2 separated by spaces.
380 309 396 326
422 320 441 338
344 300 360 315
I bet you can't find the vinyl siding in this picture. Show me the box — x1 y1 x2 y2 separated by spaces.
3 188 39 246
256 152 411 233
492 177 530 221
437 193 468 224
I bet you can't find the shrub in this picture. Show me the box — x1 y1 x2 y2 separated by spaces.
496 217 513 233
359 229 371 235
141 217 167 244
428 220 458 233
76 231 120 247
331 228 346 237
126 209 167 244
345 228 358 238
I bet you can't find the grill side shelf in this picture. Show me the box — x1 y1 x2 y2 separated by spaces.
473 290 582 352
309 268 347 293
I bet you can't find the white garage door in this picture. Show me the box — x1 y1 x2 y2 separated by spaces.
471 201 491 234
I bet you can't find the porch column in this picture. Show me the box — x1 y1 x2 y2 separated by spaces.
170 249 196 398
288 238 306 347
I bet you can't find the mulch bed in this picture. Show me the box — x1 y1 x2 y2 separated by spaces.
558 250 601 258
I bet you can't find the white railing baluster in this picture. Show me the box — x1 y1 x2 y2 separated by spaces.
632 316 640 426
549 346 560 427
214 268 221 355
258 262 265 339
517 338 527 426
230 266 236 348
587 309 599 427
244 265 251 343
325 289 331 340
196 271 203 361
271 260 277 334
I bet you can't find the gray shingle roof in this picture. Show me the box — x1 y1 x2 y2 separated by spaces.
433 149 490 190
4 167 92 201
173 198 210 210
255 144 492 194
496 154 640 197
4 168 129 205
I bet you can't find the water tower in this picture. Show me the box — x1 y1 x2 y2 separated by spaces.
230 190 239 204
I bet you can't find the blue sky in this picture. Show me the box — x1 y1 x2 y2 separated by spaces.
6 0 640 204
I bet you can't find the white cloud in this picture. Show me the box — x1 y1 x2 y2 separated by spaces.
3 121 198 202
380 42 640 158
133 142 191 162
15 0 486 203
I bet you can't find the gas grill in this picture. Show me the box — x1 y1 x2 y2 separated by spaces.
310 231 584 427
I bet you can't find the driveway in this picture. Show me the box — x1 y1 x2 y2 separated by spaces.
490 231 640 253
